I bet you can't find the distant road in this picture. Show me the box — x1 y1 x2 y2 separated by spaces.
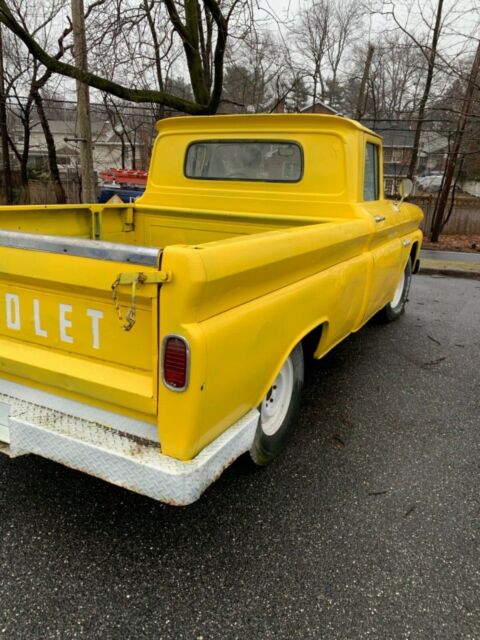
421 248 480 262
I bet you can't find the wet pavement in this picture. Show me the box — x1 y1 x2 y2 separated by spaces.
0 275 479 639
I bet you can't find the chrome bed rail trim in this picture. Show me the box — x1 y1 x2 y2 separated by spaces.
0 230 162 266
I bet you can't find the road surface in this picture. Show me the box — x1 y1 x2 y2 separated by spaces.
0 275 479 639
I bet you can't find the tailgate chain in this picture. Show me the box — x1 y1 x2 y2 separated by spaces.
111 271 171 331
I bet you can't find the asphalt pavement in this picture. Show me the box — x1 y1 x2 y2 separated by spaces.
0 275 479 640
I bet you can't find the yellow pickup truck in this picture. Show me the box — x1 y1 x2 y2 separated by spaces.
0 114 423 504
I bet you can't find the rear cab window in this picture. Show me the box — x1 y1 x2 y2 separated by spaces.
364 142 380 201
185 140 303 183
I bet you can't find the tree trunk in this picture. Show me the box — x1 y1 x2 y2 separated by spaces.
143 0 165 118
20 118 30 203
407 0 444 180
0 25 12 203
129 141 136 170
33 90 67 204
120 136 126 169
355 44 374 120
430 39 480 242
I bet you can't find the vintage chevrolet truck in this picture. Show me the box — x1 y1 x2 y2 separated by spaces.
0 114 423 505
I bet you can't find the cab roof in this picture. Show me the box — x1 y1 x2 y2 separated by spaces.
155 113 381 140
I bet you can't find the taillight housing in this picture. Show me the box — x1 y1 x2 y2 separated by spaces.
162 335 190 391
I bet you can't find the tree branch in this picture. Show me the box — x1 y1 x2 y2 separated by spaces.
0 0 210 114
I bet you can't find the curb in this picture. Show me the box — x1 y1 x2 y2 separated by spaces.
420 265 480 281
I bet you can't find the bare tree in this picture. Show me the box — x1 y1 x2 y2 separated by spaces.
222 29 289 112
430 40 480 241
325 0 363 108
370 0 445 178
294 0 331 105
2 0 115 204
0 0 245 114
290 0 364 110
4 22 41 202
3 1 73 202
101 95 155 169
88 0 185 118
0 25 12 202
32 88 66 202
359 34 427 121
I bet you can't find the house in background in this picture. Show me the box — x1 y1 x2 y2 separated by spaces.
419 131 449 174
300 101 340 115
8 109 156 178
359 121 454 196
382 127 416 196
271 98 339 115
361 121 416 196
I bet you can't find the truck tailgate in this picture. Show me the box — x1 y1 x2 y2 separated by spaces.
0 232 163 420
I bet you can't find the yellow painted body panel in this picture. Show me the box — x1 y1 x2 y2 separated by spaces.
0 114 423 461
0 244 160 420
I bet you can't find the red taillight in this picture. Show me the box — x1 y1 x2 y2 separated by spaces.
163 336 189 390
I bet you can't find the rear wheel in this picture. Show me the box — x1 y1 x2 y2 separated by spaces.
250 344 304 466
380 257 412 322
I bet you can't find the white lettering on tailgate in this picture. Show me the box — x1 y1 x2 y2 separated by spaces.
4 293 105 350
5 294 20 330
86 309 104 350
59 304 74 344
33 298 48 337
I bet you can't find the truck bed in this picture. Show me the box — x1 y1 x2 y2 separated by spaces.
0 202 335 249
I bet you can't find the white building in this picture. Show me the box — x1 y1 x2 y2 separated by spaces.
10 114 153 176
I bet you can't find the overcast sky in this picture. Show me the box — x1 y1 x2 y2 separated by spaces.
262 0 301 19
259 0 480 57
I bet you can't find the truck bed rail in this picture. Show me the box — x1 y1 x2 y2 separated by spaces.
0 230 162 266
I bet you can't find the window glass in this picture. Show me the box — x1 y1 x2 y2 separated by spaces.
185 140 303 183
384 177 394 196
392 148 404 162
364 143 379 201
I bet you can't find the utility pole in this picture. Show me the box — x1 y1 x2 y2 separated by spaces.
71 0 96 203
0 25 13 204
430 38 480 242
355 44 374 121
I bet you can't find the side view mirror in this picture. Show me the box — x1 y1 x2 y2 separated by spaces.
394 178 413 211
398 178 413 200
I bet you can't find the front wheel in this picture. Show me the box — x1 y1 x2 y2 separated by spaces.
380 257 412 322
250 343 304 466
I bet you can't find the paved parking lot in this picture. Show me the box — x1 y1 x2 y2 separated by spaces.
0 275 479 640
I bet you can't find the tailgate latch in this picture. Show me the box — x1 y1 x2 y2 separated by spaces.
111 271 171 331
